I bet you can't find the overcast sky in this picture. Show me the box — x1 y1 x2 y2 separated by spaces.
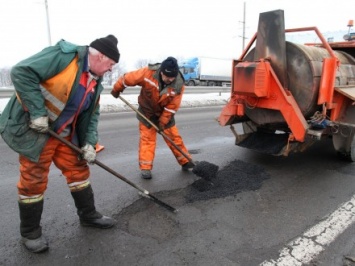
1 0 354 69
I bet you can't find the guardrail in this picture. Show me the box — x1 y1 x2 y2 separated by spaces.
0 86 135 98
0 87 15 98
0 85 231 98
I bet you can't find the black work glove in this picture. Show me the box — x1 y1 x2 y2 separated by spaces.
111 89 120 98
158 123 165 133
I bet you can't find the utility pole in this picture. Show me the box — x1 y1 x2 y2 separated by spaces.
45 0 52 45
347 19 354 41
348 20 353 35
242 2 246 50
238 2 246 51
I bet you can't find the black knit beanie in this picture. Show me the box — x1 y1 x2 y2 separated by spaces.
161 57 179 77
90 35 120 63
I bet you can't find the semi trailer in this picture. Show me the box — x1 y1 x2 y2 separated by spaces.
179 57 232 86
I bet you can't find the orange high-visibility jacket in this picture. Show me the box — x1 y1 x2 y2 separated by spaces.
113 63 185 127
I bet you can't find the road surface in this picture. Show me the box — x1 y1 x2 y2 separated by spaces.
1 106 355 265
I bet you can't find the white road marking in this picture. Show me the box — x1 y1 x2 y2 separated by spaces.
260 195 355 265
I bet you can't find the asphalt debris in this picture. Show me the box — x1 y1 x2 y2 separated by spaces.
192 160 219 181
186 159 270 203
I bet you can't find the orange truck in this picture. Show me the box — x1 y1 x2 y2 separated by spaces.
219 10 355 161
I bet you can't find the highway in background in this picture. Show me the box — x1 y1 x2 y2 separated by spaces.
0 86 231 98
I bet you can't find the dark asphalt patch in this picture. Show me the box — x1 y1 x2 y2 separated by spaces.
185 159 270 203
114 160 269 236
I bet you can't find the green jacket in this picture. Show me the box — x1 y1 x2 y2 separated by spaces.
0 40 104 162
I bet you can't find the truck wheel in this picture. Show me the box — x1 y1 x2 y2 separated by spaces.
346 134 355 162
332 131 355 162
207 81 215 86
187 80 195 86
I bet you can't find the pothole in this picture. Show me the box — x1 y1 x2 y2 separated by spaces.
114 159 270 238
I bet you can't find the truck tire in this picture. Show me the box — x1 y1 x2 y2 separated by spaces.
349 135 355 162
333 131 355 162
187 80 195 86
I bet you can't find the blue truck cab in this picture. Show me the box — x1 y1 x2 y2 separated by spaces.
179 57 200 86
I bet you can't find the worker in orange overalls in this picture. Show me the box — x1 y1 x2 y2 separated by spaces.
111 57 194 179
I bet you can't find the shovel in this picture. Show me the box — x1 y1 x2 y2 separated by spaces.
118 95 219 181
47 129 177 213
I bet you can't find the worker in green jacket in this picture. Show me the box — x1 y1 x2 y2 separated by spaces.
0 35 120 253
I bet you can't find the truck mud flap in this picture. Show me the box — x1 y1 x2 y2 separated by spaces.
236 131 290 155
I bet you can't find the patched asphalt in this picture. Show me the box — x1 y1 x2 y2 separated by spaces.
114 159 270 226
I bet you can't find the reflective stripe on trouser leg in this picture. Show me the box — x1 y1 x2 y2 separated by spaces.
19 194 44 204
163 125 191 165
68 180 91 192
139 122 157 170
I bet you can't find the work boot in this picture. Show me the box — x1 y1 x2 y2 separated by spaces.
182 161 195 171
141 170 152 179
19 200 49 253
71 185 114 229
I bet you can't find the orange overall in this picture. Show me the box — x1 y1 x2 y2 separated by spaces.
139 122 190 170
18 136 90 197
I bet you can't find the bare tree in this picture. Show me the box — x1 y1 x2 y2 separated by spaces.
0 56 188 88
134 58 155 69
176 56 187 66
103 62 127 86
134 56 188 71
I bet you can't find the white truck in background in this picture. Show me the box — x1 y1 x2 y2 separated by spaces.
179 57 232 86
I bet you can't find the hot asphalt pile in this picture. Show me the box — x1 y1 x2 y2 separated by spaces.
186 159 270 203
113 159 271 243
116 159 270 217
191 160 219 182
